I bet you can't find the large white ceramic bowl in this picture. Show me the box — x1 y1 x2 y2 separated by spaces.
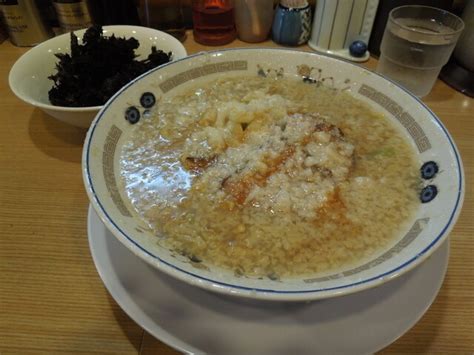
83 49 464 301
8 25 187 128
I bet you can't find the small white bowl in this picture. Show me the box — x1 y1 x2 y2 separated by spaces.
8 25 187 128
83 49 464 301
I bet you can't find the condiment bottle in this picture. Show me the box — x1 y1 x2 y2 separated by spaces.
192 0 236 46
52 0 93 32
0 0 54 46
272 0 312 46
138 0 186 42
234 0 273 43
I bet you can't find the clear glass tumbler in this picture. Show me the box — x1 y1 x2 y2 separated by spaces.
376 5 464 97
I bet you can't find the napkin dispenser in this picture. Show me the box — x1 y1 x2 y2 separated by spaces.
308 0 379 62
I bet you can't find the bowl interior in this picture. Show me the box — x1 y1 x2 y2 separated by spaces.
9 25 187 111
83 49 463 301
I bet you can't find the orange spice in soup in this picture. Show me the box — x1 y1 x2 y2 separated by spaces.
120 75 420 278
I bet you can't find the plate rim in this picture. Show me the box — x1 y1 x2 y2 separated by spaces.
87 205 450 354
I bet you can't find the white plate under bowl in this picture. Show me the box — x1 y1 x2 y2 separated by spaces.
83 48 463 301
88 206 449 355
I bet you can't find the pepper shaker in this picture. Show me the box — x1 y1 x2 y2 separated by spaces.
272 0 312 46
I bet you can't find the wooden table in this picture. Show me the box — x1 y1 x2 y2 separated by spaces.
1 32 472 354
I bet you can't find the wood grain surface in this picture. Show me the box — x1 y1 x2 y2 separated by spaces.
0 31 472 354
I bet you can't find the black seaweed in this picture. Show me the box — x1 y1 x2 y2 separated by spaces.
48 25 172 107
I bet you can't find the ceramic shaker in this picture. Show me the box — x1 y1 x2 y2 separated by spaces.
272 0 312 46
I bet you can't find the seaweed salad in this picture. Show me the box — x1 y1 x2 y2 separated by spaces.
48 25 172 107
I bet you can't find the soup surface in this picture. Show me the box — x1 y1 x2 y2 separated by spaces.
120 75 419 278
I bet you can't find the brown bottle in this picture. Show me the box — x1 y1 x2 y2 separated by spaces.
192 0 236 45
52 0 93 32
0 0 54 46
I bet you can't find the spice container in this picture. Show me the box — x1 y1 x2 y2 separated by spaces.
234 0 273 42
0 0 54 46
272 0 312 46
52 0 93 32
192 0 236 45
138 0 186 42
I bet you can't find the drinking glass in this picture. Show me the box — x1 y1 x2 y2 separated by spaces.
376 5 464 97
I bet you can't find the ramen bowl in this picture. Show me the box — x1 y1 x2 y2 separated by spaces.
9 25 187 129
82 49 464 301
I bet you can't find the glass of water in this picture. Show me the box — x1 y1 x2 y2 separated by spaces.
376 5 464 97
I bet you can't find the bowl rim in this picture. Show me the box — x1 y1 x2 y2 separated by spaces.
82 48 465 301
8 25 187 113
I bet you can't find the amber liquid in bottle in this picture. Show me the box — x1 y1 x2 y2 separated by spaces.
192 1 236 45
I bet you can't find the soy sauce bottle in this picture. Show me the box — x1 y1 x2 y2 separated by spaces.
192 0 236 46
